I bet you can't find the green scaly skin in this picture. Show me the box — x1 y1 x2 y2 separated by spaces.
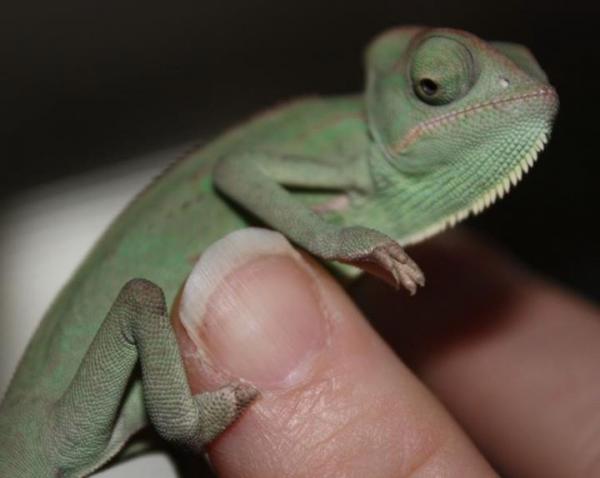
0 26 558 477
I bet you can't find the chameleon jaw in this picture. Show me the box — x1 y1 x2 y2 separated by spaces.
400 129 549 246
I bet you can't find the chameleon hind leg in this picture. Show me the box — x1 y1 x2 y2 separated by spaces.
48 278 257 476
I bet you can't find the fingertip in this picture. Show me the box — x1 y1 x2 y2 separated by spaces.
173 228 495 477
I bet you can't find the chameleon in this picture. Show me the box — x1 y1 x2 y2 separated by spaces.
0 26 558 476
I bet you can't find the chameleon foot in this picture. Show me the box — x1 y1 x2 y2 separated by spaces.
330 226 425 294
193 383 259 445
371 242 425 294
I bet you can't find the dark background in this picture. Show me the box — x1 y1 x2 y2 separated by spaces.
2 0 598 301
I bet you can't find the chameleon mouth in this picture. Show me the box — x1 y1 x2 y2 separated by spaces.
401 129 550 245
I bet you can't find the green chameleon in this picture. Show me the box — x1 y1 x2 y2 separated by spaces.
0 26 558 476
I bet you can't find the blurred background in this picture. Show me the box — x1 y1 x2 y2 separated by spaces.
1 0 598 475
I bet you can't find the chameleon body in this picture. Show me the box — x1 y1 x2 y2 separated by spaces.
0 27 558 476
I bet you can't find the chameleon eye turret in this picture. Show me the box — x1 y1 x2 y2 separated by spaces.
410 36 477 106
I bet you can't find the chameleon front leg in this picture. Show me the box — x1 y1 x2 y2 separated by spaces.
214 151 425 293
47 279 257 477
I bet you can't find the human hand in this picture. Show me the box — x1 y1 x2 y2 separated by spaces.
173 228 600 477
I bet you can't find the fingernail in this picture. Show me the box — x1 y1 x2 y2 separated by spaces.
180 228 328 389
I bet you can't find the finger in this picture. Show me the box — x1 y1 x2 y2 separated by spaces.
172 228 497 477
354 231 600 478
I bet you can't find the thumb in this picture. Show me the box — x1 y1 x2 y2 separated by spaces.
172 228 494 477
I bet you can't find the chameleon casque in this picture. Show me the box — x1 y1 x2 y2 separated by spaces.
0 26 558 476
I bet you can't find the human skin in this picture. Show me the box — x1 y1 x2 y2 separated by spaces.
173 228 600 478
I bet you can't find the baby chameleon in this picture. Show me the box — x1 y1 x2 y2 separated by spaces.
0 26 558 477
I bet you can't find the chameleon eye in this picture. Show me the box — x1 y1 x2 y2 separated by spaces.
411 36 476 106
418 78 439 97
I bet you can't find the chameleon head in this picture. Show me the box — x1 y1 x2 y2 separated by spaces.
365 27 559 243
